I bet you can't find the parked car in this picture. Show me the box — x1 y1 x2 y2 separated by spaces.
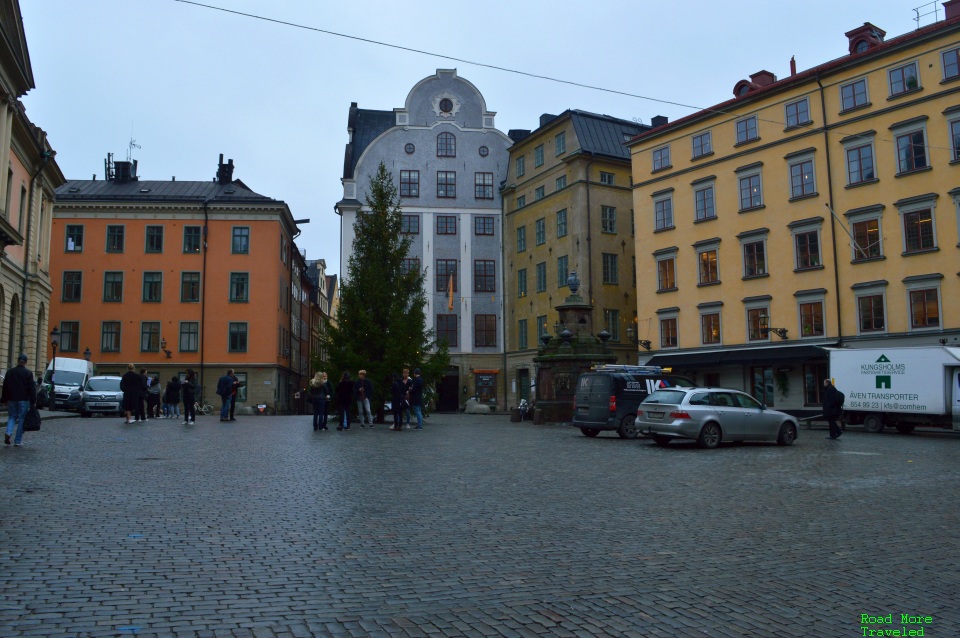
572 365 695 438
636 387 799 449
79 376 124 417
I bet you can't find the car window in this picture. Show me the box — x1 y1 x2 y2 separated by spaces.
711 392 738 407
86 378 121 392
643 389 686 404
689 392 711 406
735 393 762 409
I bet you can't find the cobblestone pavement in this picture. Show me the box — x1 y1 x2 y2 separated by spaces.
1 413 959 638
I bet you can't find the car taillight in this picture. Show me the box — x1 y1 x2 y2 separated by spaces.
609 396 616 412
670 411 691 419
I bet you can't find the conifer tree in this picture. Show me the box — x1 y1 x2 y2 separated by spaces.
320 162 448 415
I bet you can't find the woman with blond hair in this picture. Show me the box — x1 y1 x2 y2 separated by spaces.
309 372 329 431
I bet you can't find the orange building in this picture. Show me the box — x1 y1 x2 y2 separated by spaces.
50 155 310 413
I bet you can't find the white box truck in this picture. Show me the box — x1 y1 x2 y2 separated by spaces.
827 346 960 434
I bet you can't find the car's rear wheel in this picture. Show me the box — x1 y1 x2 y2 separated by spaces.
863 413 884 433
579 428 600 437
653 434 671 446
697 422 722 449
618 415 639 439
777 422 797 446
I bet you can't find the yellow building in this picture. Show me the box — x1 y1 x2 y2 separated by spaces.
502 111 651 407
628 3 960 417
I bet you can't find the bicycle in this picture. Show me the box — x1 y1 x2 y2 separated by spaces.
194 401 215 416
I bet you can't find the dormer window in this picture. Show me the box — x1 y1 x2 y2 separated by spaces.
854 40 869 54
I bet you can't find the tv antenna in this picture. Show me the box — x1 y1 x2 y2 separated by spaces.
127 126 141 162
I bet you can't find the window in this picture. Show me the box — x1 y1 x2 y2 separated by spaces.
888 62 919 96
604 309 621 342
846 144 876 184
534 145 544 167
701 313 721 345
401 215 420 235
65 224 83 252
895 129 928 173
536 262 547 293
556 209 567 237
400 170 420 197
230 272 249 302
141 322 160 352
657 257 676 291
654 197 674 230
841 79 869 111
785 98 811 127
474 315 497 347
436 259 457 292
101 322 121 352
743 240 766 277
183 226 201 253
145 226 164 253
852 219 881 260
474 260 495 292
517 268 527 298
139 272 161 302
660 317 678 349
54 321 77 353
789 159 816 198
232 227 250 254
557 255 569 288
181 272 200 302
536 315 548 339
739 173 763 210
599 171 615 185
103 272 123 302
535 218 546 245
475 216 494 235
517 319 528 350
180 322 199 352
437 215 457 235
735 116 758 143
229 322 248 352
747 307 768 341
601 206 617 233
858 294 885 332
795 231 821 269
436 314 458 347
437 132 456 157
555 175 567 191
437 171 457 198
692 131 712 158
601 253 618 285
910 289 940 328
902 209 935 253
695 185 715 221
106 225 124 252
400 258 420 275
474 172 493 199
697 248 719 285
653 146 670 171
799 302 825 337
516 155 525 177
62 271 82 302
516 226 526 252
555 132 566 155
951 120 960 161
943 47 960 80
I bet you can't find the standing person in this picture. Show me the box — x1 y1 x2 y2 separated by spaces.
163 375 180 419
227 371 241 421
135 368 149 422
822 378 844 440
409 368 425 430
120 364 140 425
181 369 197 425
320 372 333 430
390 373 405 432
335 371 353 430
3 354 37 447
147 374 162 418
401 368 413 429
216 368 234 422
354 369 374 428
308 372 328 431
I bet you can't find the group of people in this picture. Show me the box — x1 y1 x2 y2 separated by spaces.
307 367 424 431
119 364 198 425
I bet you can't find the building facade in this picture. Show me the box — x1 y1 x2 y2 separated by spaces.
628 2 960 417
50 155 309 414
501 111 650 408
335 69 512 411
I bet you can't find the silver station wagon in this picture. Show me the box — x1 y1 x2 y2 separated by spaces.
637 387 799 449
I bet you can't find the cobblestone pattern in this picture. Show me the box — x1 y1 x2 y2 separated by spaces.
1 414 959 637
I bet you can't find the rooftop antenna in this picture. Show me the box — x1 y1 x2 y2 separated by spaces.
127 125 141 162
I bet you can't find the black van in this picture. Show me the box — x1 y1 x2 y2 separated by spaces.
572 366 695 438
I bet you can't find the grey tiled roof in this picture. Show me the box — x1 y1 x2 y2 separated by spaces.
54 178 279 204
344 109 395 179
568 110 649 159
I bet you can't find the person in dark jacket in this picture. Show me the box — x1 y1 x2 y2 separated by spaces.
164 375 182 419
822 378 844 440
135 367 149 422
320 372 333 429
353 369 374 427
147 374 161 418
335 372 354 430
3 354 37 446
120 363 141 425
409 368 425 430
390 373 405 432
216 369 235 422
227 371 241 421
181 369 197 424
308 372 328 431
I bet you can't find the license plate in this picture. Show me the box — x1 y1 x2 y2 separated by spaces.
91 403 115 408
647 411 665 419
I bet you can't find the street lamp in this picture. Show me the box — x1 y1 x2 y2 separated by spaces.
83 347 91 361
758 314 789 340
50 327 60 411
625 326 652 351
160 337 172 358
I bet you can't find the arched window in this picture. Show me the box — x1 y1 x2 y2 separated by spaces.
437 132 456 158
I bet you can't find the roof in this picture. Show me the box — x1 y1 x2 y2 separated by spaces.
343 107 395 179
54 178 280 205
568 110 650 159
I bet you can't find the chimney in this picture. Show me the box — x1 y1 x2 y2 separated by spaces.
790 56 797 76
651 115 669 127
945 0 960 20
750 70 777 87
216 153 235 184
539 113 558 128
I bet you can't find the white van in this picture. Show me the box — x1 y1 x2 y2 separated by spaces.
41 357 96 411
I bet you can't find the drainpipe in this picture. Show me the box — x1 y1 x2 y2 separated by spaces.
19 147 53 359
500 189 508 412
201 199 210 399
584 153 596 323
815 73 843 343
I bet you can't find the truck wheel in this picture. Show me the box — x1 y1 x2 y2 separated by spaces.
697 422 722 449
863 414 884 433
895 424 915 434
579 428 600 437
777 422 797 446
653 435 671 446
617 416 639 439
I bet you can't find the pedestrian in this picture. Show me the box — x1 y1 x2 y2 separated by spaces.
409 368 424 430
2 354 37 447
354 369 374 427
228 371 241 421
147 374 161 418
401 368 413 429
309 372 328 431
181 369 197 424
822 378 844 440
335 371 353 430
390 372 405 432
164 375 181 419
120 363 141 424
135 368 149 422
320 372 333 430
216 368 234 422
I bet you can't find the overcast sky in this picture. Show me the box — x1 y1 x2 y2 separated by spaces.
20 0 926 276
